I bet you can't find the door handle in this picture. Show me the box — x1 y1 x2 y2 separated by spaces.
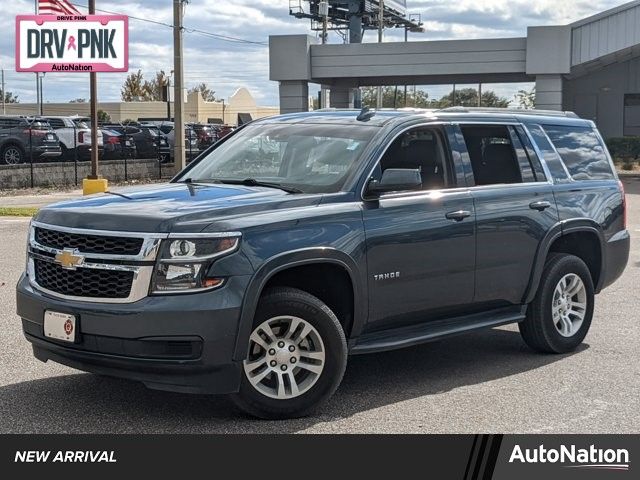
445 210 471 221
529 200 551 211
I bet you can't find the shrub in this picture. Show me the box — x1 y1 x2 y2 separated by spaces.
606 137 640 163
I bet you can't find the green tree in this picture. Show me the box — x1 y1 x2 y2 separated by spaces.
121 70 148 101
431 88 511 108
515 87 536 109
144 70 168 101
188 83 220 102
97 110 111 123
69 98 86 103
1 89 19 103
360 86 430 108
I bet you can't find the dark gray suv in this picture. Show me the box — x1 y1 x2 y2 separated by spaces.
0 116 61 165
16 108 629 419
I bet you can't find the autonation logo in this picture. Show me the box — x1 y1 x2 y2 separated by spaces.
509 444 630 471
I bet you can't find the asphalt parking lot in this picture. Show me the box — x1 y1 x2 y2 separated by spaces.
0 179 638 434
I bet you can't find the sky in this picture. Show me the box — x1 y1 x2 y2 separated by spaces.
0 0 631 106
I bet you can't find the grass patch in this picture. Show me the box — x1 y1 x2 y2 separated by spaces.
0 207 39 217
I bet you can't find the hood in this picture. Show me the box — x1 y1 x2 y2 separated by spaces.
35 182 323 233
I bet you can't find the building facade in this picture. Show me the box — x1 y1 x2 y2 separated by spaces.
270 0 640 138
4 88 279 126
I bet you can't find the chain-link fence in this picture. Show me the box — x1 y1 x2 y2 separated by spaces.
0 122 204 189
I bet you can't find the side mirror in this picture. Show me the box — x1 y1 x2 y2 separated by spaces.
366 168 422 196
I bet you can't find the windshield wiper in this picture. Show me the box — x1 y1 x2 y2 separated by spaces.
216 178 303 194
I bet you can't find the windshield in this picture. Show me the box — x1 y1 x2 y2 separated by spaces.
183 123 379 193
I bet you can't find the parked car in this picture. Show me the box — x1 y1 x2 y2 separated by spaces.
40 116 103 161
17 108 629 419
159 123 200 161
212 124 234 140
0 116 61 165
103 123 170 161
188 123 217 149
102 128 137 160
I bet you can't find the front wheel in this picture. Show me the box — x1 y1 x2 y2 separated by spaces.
520 253 594 353
231 287 347 419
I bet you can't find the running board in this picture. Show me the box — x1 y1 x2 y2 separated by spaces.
350 306 526 355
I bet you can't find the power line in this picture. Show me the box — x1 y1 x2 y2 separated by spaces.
70 2 268 45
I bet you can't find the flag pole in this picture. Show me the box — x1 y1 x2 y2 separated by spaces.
35 0 40 116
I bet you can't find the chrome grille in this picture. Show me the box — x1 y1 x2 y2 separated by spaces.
35 227 143 255
34 259 134 299
28 221 162 303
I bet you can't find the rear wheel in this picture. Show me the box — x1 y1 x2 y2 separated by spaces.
2 144 24 165
520 253 594 353
231 287 347 419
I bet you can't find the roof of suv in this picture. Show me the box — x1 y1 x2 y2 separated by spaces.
258 108 594 129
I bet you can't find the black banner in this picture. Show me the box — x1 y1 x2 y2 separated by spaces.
0 434 636 478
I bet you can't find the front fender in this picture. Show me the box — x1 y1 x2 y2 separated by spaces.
232 248 366 361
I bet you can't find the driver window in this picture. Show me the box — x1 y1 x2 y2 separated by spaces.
379 127 450 190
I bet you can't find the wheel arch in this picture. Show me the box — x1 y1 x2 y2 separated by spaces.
232 248 366 361
524 219 606 304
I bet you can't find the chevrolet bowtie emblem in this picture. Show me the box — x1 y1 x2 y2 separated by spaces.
54 249 85 270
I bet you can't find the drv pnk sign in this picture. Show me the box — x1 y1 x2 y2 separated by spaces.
16 15 128 72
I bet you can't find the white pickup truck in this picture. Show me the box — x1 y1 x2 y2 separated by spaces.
41 116 103 160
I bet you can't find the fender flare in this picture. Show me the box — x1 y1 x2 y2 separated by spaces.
232 248 366 361
523 218 606 304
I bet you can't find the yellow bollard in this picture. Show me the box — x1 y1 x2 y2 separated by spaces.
82 178 109 195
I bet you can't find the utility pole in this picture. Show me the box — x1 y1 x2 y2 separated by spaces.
173 0 186 170
478 83 482 107
83 0 107 194
376 0 384 109
1 69 5 115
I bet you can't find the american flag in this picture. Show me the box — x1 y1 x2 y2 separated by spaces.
38 0 82 15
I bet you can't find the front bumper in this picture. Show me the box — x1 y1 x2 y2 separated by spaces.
17 274 251 394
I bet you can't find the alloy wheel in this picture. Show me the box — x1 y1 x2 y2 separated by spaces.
3 147 21 165
552 273 588 337
243 316 326 399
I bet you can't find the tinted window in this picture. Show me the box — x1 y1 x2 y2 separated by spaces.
514 125 546 181
460 125 523 186
543 125 614 180
45 118 66 129
379 127 452 190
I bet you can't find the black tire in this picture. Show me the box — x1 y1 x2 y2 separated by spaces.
1 144 25 165
519 253 594 353
60 144 69 161
231 287 347 419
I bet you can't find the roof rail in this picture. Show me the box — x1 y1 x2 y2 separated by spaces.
437 107 579 118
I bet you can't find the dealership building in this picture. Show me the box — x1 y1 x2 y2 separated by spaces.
270 0 640 138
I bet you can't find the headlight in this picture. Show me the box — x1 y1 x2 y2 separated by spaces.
151 235 240 293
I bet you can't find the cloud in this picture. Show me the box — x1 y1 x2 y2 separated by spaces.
0 0 628 106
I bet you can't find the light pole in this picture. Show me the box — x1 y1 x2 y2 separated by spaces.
1 69 5 115
38 72 45 115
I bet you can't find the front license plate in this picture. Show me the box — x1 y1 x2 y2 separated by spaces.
44 311 76 343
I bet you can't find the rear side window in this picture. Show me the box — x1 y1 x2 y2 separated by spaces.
46 118 65 129
460 125 524 186
543 125 614 180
